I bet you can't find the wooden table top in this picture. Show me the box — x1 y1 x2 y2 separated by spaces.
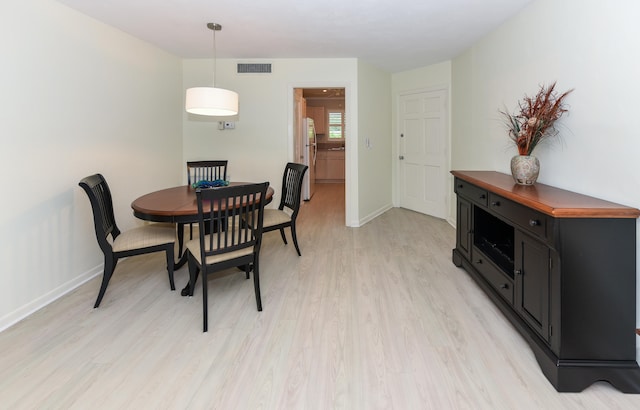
131 182 274 223
451 170 640 219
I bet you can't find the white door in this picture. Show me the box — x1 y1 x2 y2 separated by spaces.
399 89 448 218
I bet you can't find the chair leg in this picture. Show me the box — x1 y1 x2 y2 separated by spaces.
290 223 302 256
166 244 175 290
202 269 208 332
187 253 200 297
253 257 262 311
94 255 117 308
279 228 288 245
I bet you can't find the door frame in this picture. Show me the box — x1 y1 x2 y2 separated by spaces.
394 85 451 219
288 82 354 227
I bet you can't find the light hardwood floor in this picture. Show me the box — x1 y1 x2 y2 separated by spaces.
1 183 639 409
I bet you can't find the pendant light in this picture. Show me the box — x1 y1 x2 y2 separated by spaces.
185 23 238 116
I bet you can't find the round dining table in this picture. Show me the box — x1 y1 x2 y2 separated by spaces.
131 182 274 294
132 183 271 222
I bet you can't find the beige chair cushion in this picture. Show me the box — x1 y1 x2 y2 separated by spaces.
185 232 254 265
112 223 176 252
262 209 292 228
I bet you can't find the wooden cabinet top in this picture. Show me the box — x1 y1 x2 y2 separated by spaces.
451 170 640 219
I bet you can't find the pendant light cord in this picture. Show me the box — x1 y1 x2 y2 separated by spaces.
212 26 217 87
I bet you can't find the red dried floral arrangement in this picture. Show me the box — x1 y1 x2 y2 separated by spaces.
501 82 574 156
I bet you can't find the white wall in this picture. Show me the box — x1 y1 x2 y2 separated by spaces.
453 0 640 200
0 0 183 330
356 61 393 225
451 0 640 340
182 58 364 225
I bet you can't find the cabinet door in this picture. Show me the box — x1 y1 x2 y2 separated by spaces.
336 158 345 179
326 158 345 180
456 197 472 261
315 156 327 179
514 231 550 341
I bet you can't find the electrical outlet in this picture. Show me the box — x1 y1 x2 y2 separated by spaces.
224 121 235 129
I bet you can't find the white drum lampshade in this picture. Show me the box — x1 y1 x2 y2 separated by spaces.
185 87 238 116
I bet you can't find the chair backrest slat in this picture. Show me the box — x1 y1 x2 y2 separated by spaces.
78 174 121 250
195 182 269 260
279 162 308 215
187 160 228 184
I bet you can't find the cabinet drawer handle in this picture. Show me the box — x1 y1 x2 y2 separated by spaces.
491 201 500 206
475 259 482 264
514 269 522 275
457 184 463 188
500 283 509 289
480 194 486 199
529 219 540 226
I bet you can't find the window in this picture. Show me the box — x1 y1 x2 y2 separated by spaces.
328 110 345 139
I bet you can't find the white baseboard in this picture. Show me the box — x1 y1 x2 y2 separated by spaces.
0 265 102 333
355 203 393 227
446 216 456 228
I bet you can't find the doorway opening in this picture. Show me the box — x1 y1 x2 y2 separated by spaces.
293 87 346 216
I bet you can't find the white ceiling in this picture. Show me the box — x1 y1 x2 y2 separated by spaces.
55 0 533 73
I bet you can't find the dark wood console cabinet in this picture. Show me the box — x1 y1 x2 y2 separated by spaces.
451 170 640 393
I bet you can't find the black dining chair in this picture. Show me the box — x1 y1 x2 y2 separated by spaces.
78 174 176 308
185 182 269 332
178 160 229 256
187 160 228 186
262 162 308 256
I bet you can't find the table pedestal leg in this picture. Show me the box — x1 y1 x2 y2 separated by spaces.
180 282 191 296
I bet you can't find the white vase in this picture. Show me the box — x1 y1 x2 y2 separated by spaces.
510 155 540 185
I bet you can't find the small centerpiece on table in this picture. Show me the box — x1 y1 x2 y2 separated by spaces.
501 82 573 185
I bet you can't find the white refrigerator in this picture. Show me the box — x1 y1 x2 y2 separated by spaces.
302 117 317 200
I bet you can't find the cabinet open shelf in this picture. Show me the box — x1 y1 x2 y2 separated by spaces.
473 207 514 278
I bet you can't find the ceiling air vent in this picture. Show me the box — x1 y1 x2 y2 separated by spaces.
237 63 272 74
